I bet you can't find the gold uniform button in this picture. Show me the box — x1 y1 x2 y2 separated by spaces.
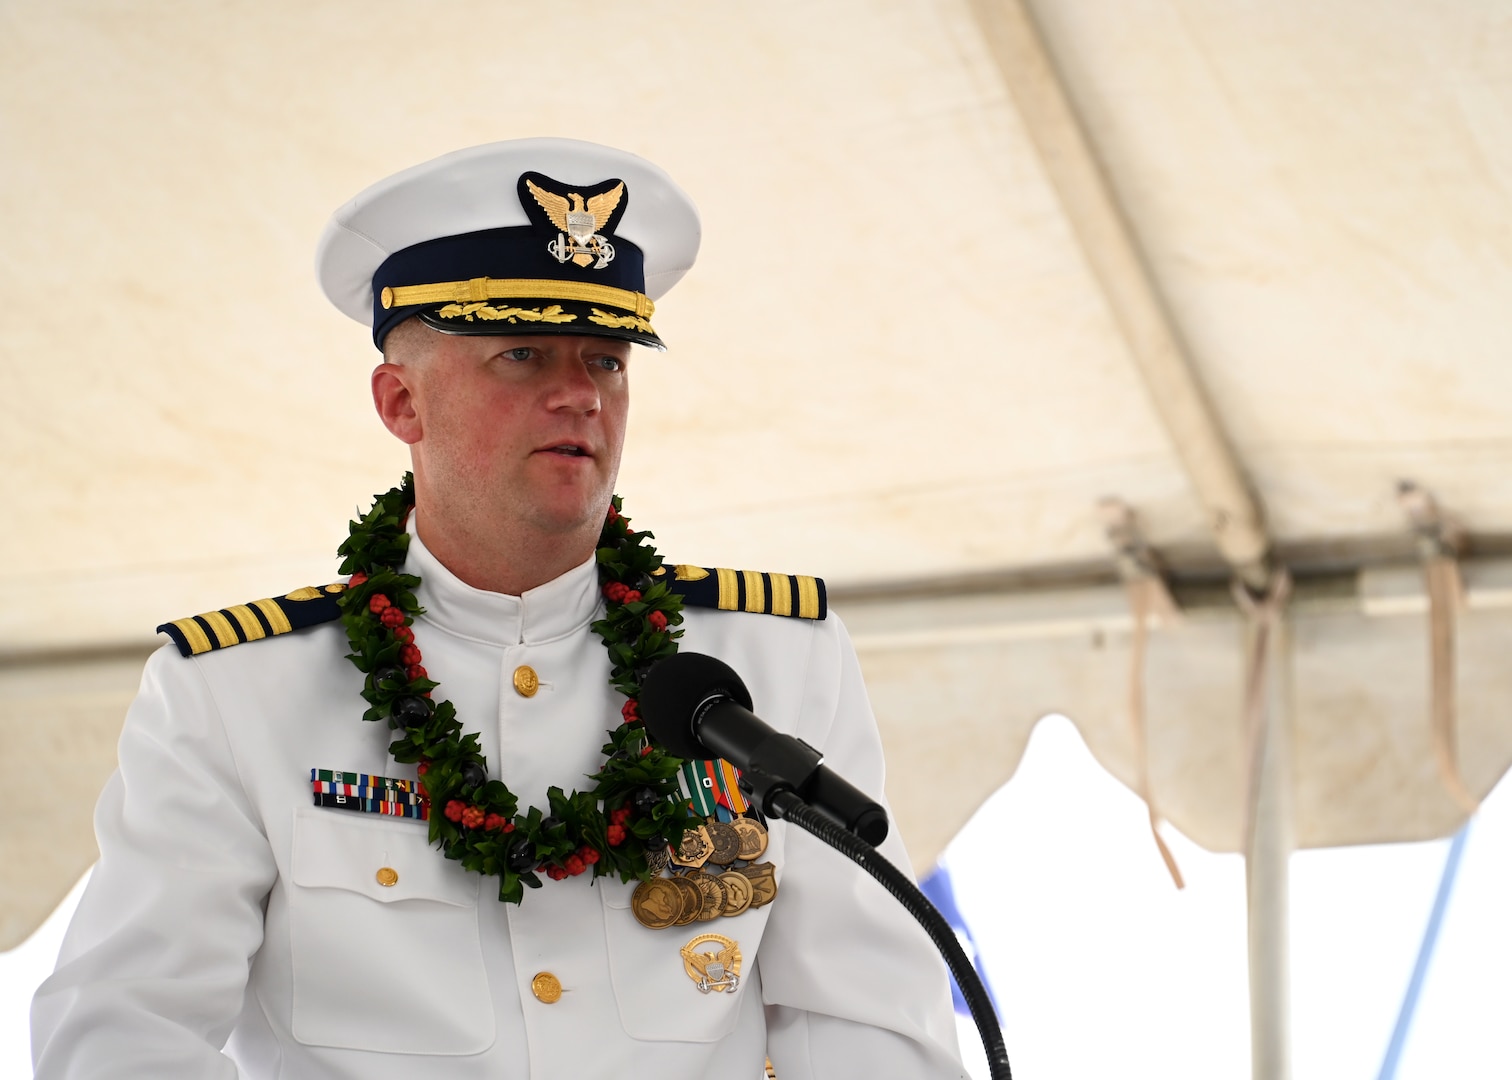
376 867 399 887
531 971 562 1004
513 665 540 697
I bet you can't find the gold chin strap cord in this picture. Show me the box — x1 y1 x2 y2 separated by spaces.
380 276 655 319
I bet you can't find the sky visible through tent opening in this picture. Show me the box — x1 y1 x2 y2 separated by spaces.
2 715 1507 1079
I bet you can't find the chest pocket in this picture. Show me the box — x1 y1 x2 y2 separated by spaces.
599 858 780 1043
288 807 494 1055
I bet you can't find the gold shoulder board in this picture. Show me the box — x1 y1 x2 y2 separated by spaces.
658 564 826 621
157 583 348 657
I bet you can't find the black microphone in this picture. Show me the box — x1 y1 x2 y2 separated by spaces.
640 652 890 846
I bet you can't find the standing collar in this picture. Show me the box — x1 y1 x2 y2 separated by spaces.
404 518 603 647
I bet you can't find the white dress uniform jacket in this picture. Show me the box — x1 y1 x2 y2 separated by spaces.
32 527 967 1079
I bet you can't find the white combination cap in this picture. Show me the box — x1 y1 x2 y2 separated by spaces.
316 138 701 349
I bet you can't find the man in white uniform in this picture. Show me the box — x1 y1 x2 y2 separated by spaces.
31 139 967 1079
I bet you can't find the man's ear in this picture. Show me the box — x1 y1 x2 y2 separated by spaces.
372 363 423 444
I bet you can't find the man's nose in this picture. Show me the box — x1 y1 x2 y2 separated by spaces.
546 360 601 413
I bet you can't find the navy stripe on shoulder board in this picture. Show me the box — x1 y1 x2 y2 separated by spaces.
657 564 826 620
157 584 347 657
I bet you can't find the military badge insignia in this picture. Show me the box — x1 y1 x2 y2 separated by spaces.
521 172 627 270
670 823 714 868
681 933 742 994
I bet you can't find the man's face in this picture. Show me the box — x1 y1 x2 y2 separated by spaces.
393 330 633 538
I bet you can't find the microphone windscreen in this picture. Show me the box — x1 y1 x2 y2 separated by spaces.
639 652 754 759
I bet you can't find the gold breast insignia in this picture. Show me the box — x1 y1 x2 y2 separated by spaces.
681 933 742 994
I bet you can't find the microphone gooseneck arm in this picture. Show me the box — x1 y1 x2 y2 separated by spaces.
771 794 1013 1080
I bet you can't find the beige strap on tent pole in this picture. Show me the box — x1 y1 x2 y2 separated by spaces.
1126 578 1185 889
1398 482 1479 816
1101 499 1184 888
1232 571 1293 852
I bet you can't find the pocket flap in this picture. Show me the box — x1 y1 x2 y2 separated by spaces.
291 807 477 907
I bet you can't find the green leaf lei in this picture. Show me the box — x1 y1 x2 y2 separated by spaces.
335 474 701 904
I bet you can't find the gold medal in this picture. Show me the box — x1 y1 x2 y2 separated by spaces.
670 874 703 926
690 871 728 921
704 820 741 867
630 877 684 929
717 870 753 916
670 824 713 869
743 861 778 908
730 816 769 861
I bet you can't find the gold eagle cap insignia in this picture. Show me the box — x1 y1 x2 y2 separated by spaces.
681 933 742 994
525 177 624 269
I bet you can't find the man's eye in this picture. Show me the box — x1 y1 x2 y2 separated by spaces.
596 356 624 372
507 347 534 362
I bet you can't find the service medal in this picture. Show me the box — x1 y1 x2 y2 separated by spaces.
743 861 778 908
731 816 769 861
631 877 684 930
671 875 704 926
717 870 754 916
705 820 742 867
670 824 714 868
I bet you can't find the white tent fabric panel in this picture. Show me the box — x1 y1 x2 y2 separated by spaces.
1028 1 1512 544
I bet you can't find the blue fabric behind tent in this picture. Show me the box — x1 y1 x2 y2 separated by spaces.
919 861 1001 1020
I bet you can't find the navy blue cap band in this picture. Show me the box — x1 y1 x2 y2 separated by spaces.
371 226 646 348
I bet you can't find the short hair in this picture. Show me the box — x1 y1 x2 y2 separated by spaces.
381 316 435 366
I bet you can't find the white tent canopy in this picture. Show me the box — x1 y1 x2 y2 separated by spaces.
5 3 1511 1073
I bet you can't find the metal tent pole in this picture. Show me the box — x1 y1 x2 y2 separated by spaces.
1243 603 1294 1080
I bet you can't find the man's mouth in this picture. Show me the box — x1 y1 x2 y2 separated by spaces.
542 443 590 457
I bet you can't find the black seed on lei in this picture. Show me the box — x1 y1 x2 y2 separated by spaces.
459 761 486 788
632 786 660 813
371 664 404 688
392 696 433 728
506 836 536 872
